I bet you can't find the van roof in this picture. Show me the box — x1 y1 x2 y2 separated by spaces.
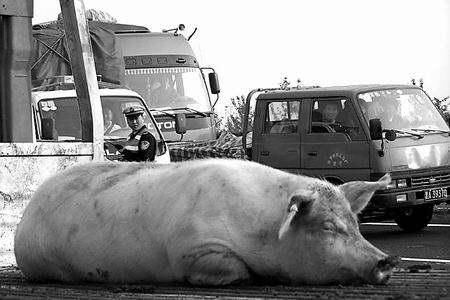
31 87 144 104
257 84 422 100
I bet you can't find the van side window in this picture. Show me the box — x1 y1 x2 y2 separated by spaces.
101 96 160 139
37 99 82 141
264 100 300 134
310 98 364 140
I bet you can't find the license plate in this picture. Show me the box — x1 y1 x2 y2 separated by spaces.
424 188 448 200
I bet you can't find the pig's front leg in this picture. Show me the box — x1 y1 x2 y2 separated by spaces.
179 243 250 286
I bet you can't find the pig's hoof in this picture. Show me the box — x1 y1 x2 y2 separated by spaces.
181 244 250 286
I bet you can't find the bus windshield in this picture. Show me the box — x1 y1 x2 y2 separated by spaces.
125 67 211 113
357 88 449 132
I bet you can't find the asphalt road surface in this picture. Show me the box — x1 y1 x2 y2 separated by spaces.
1 206 449 299
361 207 450 270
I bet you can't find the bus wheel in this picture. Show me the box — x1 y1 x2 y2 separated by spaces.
393 204 434 233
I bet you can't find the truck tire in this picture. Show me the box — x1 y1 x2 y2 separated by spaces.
394 204 434 233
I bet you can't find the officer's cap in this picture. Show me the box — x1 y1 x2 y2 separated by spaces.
123 106 145 117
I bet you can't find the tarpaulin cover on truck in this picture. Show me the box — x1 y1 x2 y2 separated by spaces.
169 132 249 161
31 21 125 88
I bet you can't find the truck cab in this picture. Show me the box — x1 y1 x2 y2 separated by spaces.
97 22 221 142
245 84 450 232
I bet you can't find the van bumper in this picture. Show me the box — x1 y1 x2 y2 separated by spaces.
371 185 450 208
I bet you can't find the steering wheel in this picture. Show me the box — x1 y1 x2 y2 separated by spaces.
311 122 335 133
103 140 124 160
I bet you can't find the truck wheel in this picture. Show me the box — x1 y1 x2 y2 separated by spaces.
394 204 434 232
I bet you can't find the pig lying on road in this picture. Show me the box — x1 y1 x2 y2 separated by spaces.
15 159 398 285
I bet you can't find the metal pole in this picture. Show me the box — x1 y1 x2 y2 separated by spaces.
0 0 33 142
59 0 104 160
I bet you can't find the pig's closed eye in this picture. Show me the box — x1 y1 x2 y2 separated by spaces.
323 222 336 232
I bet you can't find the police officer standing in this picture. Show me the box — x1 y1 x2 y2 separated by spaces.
120 106 157 162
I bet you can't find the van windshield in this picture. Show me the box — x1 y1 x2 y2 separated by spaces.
37 96 161 141
357 88 449 133
124 67 211 113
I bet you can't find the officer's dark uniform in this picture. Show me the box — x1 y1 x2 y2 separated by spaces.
121 106 157 162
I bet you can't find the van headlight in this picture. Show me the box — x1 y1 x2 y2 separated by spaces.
387 180 397 189
397 179 408 188
387 178 408 189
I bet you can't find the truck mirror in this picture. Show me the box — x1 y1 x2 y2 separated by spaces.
174 113 187 134
369 118 383 140
385 130 397 141
208 72 220 94
41 118 55 140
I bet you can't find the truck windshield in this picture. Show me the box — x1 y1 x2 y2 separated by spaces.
125 67 211 113
357 88 449 133
37 96 161 141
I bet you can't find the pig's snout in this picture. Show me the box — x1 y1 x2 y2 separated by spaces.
370 255 401 284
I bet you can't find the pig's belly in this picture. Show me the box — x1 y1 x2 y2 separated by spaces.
65 228 176 283
15 203 179 283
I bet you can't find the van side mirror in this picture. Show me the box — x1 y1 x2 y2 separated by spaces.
41 118 55 140
384 130 397 141
174 113 187 134
208 72 220 94
369 118 382 140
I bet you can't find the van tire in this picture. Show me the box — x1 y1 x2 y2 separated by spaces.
393 204 434 232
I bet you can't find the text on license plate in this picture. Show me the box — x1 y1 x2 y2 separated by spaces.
424 188 448 200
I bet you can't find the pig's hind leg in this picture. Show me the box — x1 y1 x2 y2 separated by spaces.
180 243 250 286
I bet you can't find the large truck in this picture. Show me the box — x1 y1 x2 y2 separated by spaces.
241 85 450 232
32 15 221 143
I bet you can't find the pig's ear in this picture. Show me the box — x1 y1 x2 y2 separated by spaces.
339 173 391 214
278 192 316 240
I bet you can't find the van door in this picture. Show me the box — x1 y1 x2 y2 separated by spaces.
300 98 370 182
253 99 301 173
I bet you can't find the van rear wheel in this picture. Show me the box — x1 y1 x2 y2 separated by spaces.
394 204 434 232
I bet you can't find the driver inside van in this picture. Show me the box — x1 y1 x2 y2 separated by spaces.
103 108 121 135
322 102 341 125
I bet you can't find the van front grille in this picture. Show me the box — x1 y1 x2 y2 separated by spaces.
411 173 450 187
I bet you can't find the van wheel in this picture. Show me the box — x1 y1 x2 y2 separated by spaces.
393 204 434 232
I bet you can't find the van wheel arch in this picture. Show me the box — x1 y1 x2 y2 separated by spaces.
324 177 344 185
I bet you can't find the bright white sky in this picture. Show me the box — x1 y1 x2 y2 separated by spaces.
34 0 450 113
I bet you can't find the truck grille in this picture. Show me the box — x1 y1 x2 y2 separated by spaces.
411 173 450 187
